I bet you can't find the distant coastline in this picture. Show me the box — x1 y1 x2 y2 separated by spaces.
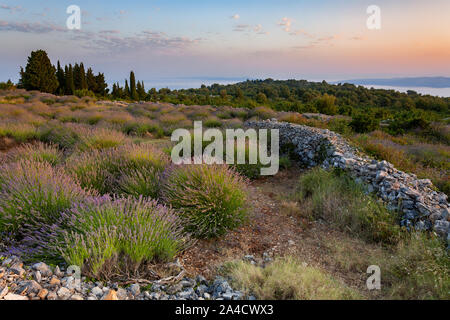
337 77 450 89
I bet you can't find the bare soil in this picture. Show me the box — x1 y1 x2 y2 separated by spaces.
180 167 381 299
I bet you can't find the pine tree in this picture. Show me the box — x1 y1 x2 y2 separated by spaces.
19 50 58 93
94 73 108 96
129 71 138 100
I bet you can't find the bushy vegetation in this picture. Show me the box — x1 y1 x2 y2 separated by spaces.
2 141 63 166
0 159 93 236
328 233 449 300
35 196 188 278
226 256 361 300
67 144 169 198
162 164 248 238
295 168 402 244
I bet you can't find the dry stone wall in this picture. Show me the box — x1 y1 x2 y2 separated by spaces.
245 120 450 244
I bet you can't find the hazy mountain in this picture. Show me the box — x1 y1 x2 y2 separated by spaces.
337 77 450 88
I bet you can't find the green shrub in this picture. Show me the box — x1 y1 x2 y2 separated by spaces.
296 168 401 244
162 164 248 238
378 233 450 300
74 89 96 98
349 112 379 133
34 196 189 278
204 117 222 128
0 160 93 235
38 122 80 149
4 142 63 166
226 256 361 300
0 123 38 142
76 126 128 151
66 143 169 198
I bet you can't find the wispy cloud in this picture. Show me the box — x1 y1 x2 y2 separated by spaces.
0 4 24 13
0 20 65 33
233 23 268 35
230 14 240 20
278 17 292 32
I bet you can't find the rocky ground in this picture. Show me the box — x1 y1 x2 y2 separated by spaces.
0 255 255 301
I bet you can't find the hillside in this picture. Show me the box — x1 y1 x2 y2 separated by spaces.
0 88 449 300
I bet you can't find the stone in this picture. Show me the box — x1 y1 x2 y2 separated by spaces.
195 285 208 296
222 292 234 300
203 292 211 300
34 271 42 283
71 294 84 300
32 262 52 277
3 293 28 300
178 288 194 300
116 288 128 300
57 287 72 300
0 285 8 299
434 220 449 237
17 280 42 294
37 289 48 300
54 266 64 278
49 276 61 286
102 289 119 300
195 275 208 286
91 286 103 297
128 283 140 296
47 291 58 300
9 265 25 276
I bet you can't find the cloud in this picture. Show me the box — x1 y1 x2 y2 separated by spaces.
278 17 292 32
99 30 121 35
230 14 240 20
0 4 24 13
0 20 65 33
233 24 250 32
233 23 268 35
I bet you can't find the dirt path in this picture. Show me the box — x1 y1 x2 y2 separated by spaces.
180 167 379 298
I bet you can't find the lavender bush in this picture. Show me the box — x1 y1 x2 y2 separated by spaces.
0 159 94 236
29 196 189 278
3 141 63 166
66 143 169 198
162 164 249 238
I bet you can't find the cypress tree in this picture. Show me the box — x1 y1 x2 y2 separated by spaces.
73 63 80 90
86 67 97 93
65 64 75 95
56 61 65 95
137 80 146 101
79 63 87 90
129 71 138 100
124 80 130 99
19 50 58 93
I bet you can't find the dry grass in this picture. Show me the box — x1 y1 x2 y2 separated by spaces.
225 256 362 300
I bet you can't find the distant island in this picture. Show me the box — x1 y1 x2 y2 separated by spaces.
338 77 450 88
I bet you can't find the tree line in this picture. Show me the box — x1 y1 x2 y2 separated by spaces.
18 50 108 97
9 50 450 134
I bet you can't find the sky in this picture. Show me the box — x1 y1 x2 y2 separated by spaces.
1 0 449 86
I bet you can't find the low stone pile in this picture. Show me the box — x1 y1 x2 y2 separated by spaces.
246 120 450 244
0 256 246 301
